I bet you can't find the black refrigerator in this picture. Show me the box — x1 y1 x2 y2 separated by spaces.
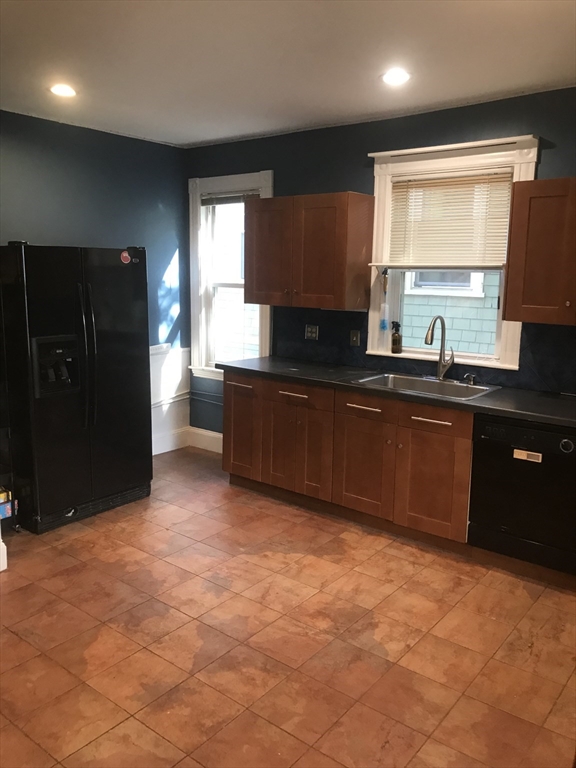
0 243 152 533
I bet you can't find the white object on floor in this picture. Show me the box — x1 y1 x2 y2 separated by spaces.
0 531 7 571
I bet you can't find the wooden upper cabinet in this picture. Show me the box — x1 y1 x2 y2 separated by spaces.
504 177 576 325
244 192 374 310
244 197 293 306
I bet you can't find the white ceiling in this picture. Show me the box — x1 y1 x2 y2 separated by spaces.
1 0 574 147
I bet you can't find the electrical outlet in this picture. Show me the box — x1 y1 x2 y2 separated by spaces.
350 330 361 347
305 324 319 341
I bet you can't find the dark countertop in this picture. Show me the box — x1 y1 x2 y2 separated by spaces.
216 357 576 429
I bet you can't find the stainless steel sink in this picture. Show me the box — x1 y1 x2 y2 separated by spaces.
351 373 499 400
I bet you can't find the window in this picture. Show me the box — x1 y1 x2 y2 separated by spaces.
368 136 539 369
189 172 272 378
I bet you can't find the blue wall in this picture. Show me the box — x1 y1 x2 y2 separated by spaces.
185 88 576 397
0 110 189 347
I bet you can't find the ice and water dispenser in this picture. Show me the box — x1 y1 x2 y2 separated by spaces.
31 336 80 398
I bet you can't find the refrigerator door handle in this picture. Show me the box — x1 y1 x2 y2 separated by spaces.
86 283 98 426
77 283 90 429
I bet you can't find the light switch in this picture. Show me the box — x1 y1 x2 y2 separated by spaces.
350 330 361 347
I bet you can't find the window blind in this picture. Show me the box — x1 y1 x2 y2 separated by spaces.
388 173 513 268
201 192 260 206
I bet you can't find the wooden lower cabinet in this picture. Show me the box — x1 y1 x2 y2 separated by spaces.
222 376 262 481
261 399 334 501
224 374 473 543
393 426 472 542
332 413 396 519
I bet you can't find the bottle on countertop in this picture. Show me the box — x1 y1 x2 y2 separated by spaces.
391 321 402 354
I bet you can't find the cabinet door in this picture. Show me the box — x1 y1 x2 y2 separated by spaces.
222 377 262 480
295 406 334 501
292 194 348 308
261 399 298 491
244 197 293 306
393 427 471 542
332 413 396 519
504 177 576 325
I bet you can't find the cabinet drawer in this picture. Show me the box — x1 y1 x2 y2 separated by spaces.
335 390 398 424
398 401 472 439
263 378 334 411
224 373 263 397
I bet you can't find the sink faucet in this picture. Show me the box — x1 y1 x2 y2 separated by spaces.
424 315 454 380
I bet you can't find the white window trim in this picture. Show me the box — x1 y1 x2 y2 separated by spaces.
367 135 538 370
189 171 273 380
404 271 485 299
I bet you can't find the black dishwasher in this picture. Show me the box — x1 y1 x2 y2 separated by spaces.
469 415 576 574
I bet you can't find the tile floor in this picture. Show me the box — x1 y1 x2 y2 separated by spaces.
1 446 575 768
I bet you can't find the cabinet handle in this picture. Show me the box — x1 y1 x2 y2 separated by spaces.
279 390 309 399
227 381 253 390
284 289 290 294
386 439 392 445
410 416 452 426
566 301 572 307
397 443 403 449
346 403 382 413
293 289 299 294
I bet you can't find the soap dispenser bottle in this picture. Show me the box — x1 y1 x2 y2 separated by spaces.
391 321 403 354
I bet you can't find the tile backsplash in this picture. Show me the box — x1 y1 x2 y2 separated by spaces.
272 307 576 394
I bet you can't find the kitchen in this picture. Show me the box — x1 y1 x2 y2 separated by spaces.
1 2 575 767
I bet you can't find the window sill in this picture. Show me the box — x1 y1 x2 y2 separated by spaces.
189 366 223 381
366 347 520 371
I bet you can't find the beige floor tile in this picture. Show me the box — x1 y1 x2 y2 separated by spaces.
361 664 460 735
0 628 40 674
0 654 80 721
316 701 426 768
191 710 308 768
18 684 128 762
433 695 540 768
196 645 291 706
288 592 367 635
157 576 234 618
86 648 188 713
520 729 576 768
299 638 391 699
341 611 424 662
106 599 190 645
545 685 576 739
323 570 397 609
135 677 243 753
200 594 281 641
373 588 452 631
495 627 576 685
10 602 99 652
164 542 231 575
281 555 349 589
407 739 485 767
466 658 563 725
292 748 346 768
0 723 56 768
201 556 274 593
354 552 424 586
242 573 318 612
121 560 194 596
458 583 534 624
398 634 488 692
251 670 353 745
402 567 475 606
0 583 62 627
247 616 332 668
517 601 576 648
147 620 237 674
46 625 140 681
429 605 514 655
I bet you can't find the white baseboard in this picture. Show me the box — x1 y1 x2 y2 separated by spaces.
153 427 194 455
188 426 223 454
153 426 223 456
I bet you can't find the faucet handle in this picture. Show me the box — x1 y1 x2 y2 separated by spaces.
463 372 476 385
446 347 455 366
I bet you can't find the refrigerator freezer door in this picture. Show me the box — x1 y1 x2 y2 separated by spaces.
23 246 93 521
83 248 152 498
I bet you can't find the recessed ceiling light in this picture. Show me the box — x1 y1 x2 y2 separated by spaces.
50 84 76 97
382 68 410 86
